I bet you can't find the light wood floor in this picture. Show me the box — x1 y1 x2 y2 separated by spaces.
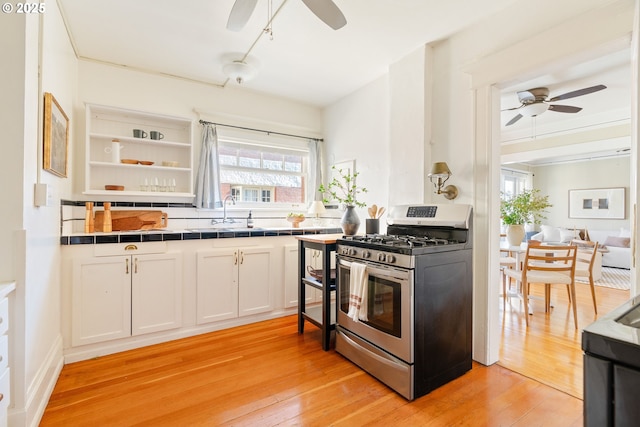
40 283 630 426
499 279 630 399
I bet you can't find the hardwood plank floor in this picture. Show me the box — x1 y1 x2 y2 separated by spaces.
498 279 630 399
41 280 630 426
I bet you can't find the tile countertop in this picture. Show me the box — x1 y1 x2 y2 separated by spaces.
61 227 344 245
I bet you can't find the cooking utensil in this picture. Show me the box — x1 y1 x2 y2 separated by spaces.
368 207 375 218
371 204 378 219
376 207 386 219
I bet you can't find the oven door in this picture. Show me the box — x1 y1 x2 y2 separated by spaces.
336 256 413 363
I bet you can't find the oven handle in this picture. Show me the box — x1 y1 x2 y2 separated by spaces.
338 258 410 281
339 327 409 369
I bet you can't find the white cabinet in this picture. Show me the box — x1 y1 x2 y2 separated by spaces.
85 104 193 197
72 252 182 346
196 246 275 324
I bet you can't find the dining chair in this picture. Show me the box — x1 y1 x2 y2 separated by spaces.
571 239 599 314
500 248 517 309
503 244 578 328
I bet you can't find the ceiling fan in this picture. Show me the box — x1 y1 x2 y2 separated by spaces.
227 0 347 31
503 84 607 126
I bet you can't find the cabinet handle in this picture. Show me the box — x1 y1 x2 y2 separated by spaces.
134 257 138 274
125 244 138 251
234 251 238 265
125 258 129 274
240 251 244 264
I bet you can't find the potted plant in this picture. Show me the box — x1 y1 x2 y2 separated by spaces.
319 166 367 235
500 188 552 246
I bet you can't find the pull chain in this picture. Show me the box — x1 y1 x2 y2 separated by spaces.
264 0 273 40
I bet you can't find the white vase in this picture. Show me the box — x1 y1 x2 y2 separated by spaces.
506 224 525 246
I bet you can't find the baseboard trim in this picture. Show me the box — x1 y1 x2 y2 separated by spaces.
9 334 64 427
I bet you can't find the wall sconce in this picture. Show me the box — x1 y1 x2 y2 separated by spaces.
308 201 326 226
428 162 459 200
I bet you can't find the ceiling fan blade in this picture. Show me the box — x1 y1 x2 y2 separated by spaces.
505 114 523 126
301 0 347 30
227 0 258 31
548 104 582 113
549 84 606 102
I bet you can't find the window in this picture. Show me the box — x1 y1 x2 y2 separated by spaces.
217 129 310 206
500 168 532 199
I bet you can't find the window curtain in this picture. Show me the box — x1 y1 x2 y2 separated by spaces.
194 124 222 208
308 139 324 202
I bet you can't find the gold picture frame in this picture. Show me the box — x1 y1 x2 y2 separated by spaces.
43 92 69 177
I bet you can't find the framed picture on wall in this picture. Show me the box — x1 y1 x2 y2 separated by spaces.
43 92 69 178
568 187 625 219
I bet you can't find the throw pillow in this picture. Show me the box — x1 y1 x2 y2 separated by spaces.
603 236 630 248
619 228 631 238
540 225 561 242
559 228 576 243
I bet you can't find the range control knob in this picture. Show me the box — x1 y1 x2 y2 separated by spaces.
386 254 396 263
362 250 371 259
377 253 385 262
348 248 357 256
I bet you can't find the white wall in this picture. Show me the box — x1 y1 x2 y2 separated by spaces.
533 156 631 231
2 1 78 425
323 75 390 229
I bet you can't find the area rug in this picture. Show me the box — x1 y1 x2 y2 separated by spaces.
590 267 631 290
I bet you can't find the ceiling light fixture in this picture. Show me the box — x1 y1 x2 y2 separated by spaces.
428 162 459 200
520 102 549 117
222 59 258 84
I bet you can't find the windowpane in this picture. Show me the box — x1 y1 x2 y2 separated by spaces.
238 149 261 168
217 135 309 205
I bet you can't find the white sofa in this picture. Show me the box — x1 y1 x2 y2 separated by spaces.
531 225 630 269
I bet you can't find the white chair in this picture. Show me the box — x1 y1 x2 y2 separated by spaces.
504 244 578 328
500 249 517 309
572 239 599 314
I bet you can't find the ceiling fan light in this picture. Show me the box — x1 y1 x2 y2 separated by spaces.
222 60 257 84
520 102 549 117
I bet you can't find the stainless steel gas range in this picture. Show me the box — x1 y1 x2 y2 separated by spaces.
335 204 473 400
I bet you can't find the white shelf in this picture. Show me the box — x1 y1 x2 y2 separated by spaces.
83 190 195 198
90 133 190 148
85 104 194 198
89 161 191 172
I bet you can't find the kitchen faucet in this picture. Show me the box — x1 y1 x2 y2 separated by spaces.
212 194 236 225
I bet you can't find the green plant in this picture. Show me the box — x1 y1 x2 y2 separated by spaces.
500 189 552 225
318 166 367 208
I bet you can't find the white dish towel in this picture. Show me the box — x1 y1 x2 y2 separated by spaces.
347 262 369 322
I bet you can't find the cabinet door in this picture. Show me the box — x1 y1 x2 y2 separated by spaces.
239 246 275 317
72 256 131 346
131 252 183 335
196 248 238 324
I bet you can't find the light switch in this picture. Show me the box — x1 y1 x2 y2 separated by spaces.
34 183 50 207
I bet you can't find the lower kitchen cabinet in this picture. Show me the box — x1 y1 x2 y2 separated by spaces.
196 245 275 324
71 252 182 346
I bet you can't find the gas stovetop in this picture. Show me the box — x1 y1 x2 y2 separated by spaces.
341 234 456 249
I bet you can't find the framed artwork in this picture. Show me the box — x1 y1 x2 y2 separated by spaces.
568 187 625 219
43 92 69 177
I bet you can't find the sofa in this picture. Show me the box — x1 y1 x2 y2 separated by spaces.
531 225 631 269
